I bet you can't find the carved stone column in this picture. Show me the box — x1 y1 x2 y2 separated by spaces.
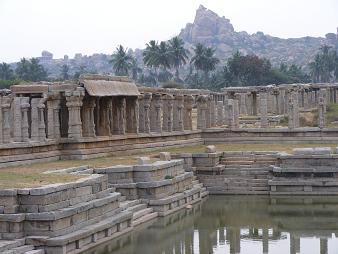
209 96 216 127
233 99 240 129
318 96 325 129
183 95 194 131
173 94 184 131
217 101 224 126
1 97 11 143
260 92 268 128
21 98 30 142
150 94 162 132
225 99 235 128
138 94 145 133
66 87 85 139
162 94 173 132
143 93 152 134
197 95 208 129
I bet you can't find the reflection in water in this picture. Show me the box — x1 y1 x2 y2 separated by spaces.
83 195 338 254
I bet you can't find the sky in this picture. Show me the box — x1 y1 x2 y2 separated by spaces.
1 0 338 63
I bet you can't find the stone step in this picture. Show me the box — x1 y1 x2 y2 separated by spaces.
193 183 203 189
2 245 34 254
192 180 199 185
133 208 154 220
201 190 209 198
24 250 45 254
127 203 147 213
120 199 141 210
132 212 158 227
118 195 127 202
0 239 25 252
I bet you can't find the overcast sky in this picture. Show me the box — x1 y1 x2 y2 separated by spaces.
1 0 338 63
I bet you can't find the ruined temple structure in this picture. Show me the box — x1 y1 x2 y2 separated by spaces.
0 75 338 168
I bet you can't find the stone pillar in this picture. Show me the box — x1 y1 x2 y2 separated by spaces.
319 89 327 113
138 94 145 133
217 101 224 126
173 94 184 131
13 97 22 142
318 96 325 129
252 92 258 115
293 91 300 128
125 97 139 134
225 99 234 128
239 93 247 115
1 97 11 143
233 99 240 128
162 94 173 132
209 97 216 127
288 96 295 129
21 98 30 142
30 98 40 141
66 87 85 139
38 97 47 141
151 93 162 133
260 92 268 128
143 93 152 134
81 97 96 137
119 98 126 135
183 95 194 131
196 95 208 129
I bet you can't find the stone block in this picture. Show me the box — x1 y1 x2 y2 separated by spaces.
292 148 314 155
159 152 171 161
205 145 216 153
137 157 151 165
313 147 331 155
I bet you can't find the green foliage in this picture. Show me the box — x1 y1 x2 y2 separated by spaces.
0 63 14 80
60 64 69 80
164 175 174 180
110 45 135 76
0 79 20 89
309 45 338 82
15 58 47 81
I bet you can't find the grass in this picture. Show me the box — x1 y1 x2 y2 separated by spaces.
326 103 338 127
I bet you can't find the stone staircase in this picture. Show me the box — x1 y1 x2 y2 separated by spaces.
192 176 209 198
0 239 44 254
220 153 277 194
119 197 158 227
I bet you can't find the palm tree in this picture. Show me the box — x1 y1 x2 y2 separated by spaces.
190 43 206 73
60 64 69 80
143 40 159 69
110 45 134 76
203 47 220 75
168 36 189 81
309 55 321 83
0 62 14 80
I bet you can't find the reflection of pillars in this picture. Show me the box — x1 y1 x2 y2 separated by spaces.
262 228 269 254
184 229 193 254
228 227 241 254
219 228 225 245
199 229 213 254
290 234 300 254
320 238 328 254
253 228 259 237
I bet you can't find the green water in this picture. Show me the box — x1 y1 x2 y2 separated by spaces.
84 195 338 254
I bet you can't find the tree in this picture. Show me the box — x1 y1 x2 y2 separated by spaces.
190 43 206 73
0 62 14 80
143 40 160 69
110 45 134 76
15 58 47 81
168 36 189 81
190 43 219 79
60 64 69 80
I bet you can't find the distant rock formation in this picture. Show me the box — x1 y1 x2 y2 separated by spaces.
179 5 338 66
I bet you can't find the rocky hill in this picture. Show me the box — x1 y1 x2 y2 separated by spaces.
179 5 338 66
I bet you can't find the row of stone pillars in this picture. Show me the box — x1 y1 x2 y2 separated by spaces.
138 93 194 133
